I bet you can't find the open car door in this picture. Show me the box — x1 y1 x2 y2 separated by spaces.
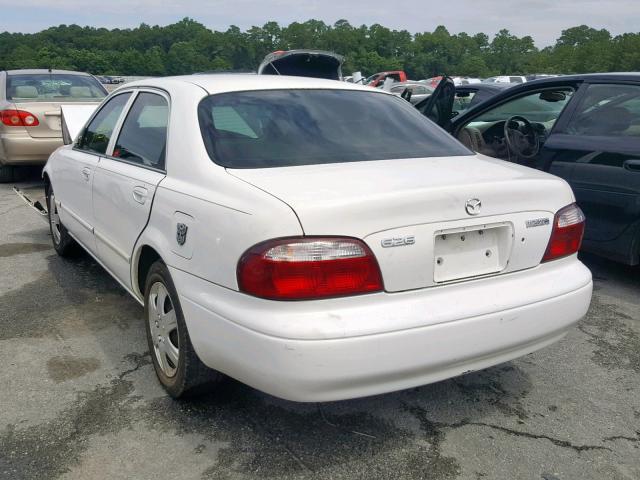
415 76 456 130
60 104 99 145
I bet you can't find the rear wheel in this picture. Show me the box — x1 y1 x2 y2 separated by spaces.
144 260 223 398
47 185 79 256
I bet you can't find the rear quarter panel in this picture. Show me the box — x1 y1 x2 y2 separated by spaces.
129 80 303 295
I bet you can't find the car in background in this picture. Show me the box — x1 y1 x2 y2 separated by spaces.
483 76 527 84
423 76 482 88
258 50 344 80
420 73 640 265
365 70 407 88
526 74 563 81
423 76 444 88
452 76 482 86
0 69 107 182
388 81 434 104
43 74 591 402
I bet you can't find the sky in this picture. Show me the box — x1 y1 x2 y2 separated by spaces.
0 0 638 46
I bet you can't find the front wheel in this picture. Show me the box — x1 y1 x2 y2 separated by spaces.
47 185 79 256
144 260 223 398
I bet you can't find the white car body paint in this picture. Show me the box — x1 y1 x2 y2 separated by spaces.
43 74 592 402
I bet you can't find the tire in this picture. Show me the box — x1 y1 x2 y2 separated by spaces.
47 185 79 257
144 260 223 398
0 164 15 183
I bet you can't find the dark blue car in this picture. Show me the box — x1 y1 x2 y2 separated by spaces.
419 73 640 265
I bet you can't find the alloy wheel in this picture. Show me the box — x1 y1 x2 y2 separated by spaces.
148 282 180 377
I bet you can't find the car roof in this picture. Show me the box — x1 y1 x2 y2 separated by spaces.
4 69 94 76
526 72 640 83
122 73 380 96
456 83 512 91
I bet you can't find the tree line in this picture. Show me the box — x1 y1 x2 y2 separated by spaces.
1 18 638 79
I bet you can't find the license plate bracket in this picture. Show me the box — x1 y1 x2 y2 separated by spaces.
433 223 513 283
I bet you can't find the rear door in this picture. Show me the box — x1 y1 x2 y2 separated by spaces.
543 82 640 261
55 92 131 253
92 89 169 288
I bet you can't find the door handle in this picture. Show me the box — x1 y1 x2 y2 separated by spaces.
132 186 148 204
81 167 91 181
623 159 640 172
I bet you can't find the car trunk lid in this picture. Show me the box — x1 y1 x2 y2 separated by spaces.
12 101 100 138
258 50 344 80
228 155 574 292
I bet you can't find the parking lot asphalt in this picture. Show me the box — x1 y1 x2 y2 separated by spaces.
0 177 639 480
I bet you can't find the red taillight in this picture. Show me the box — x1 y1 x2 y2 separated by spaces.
542 203 585 262
237 237 384 300
0 109 39 127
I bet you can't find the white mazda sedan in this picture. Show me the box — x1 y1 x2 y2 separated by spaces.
42 74 592 401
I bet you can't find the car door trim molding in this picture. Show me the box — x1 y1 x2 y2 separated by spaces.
93 228 131 262
101 154 167 174
60 202 93 233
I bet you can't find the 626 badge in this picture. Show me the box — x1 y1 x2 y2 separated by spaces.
176 223 188 246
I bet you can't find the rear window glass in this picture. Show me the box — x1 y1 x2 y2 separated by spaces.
198 89 471 168
6 74 107 102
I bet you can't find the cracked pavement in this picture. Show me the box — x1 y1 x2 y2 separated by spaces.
0 177 639 480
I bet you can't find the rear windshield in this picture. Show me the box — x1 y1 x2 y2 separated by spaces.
198 89 471 168
6 73 107 102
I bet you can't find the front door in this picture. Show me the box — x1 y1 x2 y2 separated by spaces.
55 92 131 252
92 91 169 289
542 82 640 262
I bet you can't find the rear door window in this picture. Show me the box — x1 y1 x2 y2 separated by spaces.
112 92 169 170
6 73 107 101
77 93 131 155
565 84 640 137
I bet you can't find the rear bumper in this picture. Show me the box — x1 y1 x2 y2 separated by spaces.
171 256 592 401
0 133 61 165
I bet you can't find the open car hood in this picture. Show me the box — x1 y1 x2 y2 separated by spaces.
60 104 98 144
257 50 344 80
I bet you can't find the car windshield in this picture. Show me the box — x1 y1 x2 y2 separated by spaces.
198 89 472 168
6 73 107 102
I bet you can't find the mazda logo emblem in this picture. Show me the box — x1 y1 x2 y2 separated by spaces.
465 198 482 215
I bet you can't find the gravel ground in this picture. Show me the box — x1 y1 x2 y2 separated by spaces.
0 176 639 480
